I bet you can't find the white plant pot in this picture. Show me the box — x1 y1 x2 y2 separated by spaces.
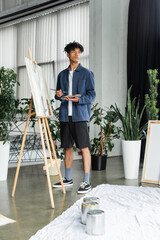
0 141 10 181
122 140 141 179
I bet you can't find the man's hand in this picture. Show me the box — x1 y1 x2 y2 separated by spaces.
56 89 63 98
64 96 79 102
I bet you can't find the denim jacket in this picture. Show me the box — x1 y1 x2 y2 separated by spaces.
55 64 96 122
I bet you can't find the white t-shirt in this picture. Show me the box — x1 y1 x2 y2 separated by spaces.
68 70 74 116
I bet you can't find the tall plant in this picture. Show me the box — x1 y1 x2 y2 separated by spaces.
0 67 19 143
111 86 146 140
145 69 159 120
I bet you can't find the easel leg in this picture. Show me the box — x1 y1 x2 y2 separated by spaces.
12 98 33 197
45 118 66 194
38 118 55 209
42 118 54 168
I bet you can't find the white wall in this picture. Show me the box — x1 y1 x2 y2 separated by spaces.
89 0 130 156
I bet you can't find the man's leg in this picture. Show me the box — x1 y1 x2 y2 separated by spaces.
73 121 92 193
77 147 92 194
53 121 74 187
81 147 91 184
65 147 73 180
52 148 74 187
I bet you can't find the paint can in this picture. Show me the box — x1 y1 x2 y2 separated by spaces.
86 209 105 235
83 197 100 204
81 202 99 224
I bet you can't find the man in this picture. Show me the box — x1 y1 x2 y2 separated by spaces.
53 41 96 194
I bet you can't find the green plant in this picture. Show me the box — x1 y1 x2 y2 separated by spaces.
145 69 159 120
0 67 19 143
90 103 121 156
14 98 36 127
111 86 146 140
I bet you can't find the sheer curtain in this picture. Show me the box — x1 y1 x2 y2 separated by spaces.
0 25 17 71
0 25 17 94
17 15 57 99
17 20 36 98
57 2 89 74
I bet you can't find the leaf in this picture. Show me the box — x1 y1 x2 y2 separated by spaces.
111 86 146 140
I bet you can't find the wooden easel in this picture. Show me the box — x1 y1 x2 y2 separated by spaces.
12 48 65 208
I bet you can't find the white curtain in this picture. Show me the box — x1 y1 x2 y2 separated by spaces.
17 20 36 98
57 2 89 74
35 14 57 63
17 20 36 67
0 1 89 100
17 15 57 98
0 25 17 71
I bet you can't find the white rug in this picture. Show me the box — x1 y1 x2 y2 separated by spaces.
29 184 160 240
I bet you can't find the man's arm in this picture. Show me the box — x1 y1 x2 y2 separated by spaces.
55 74 63 101
78 71 96 104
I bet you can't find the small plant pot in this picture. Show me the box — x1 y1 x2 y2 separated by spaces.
46 158 61 176
91 155 107 171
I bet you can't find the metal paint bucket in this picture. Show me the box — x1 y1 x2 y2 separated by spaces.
83 197 100 204
81 202 99 224
86 209 105 235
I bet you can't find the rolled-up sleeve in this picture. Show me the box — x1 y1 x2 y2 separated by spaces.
78 71 96 105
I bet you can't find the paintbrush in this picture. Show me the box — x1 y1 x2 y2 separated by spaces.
50 88 67 93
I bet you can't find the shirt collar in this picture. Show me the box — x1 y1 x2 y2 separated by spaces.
67 63 82 72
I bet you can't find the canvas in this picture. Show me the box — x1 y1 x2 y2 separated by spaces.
142 121 160 184
25 58 53 117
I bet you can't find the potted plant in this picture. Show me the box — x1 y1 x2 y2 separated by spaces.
90 103 121 170
111 86 146 179
0 67 19 181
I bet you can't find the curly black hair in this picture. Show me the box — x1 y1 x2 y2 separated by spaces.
64 41 84 53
